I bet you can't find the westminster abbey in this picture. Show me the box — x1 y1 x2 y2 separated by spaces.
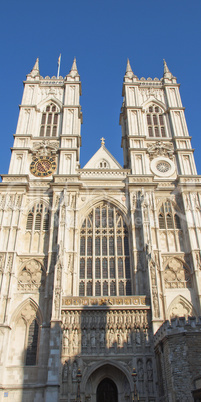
0 58 201 402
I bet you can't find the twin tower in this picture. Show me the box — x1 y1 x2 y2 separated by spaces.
0 58 201 401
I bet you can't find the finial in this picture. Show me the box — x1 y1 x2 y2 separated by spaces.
71 57 78 72
67 57 79 78
100 137 105 146
29 58 40 78
126 58 133 73
163 59 170 74
125 58 137 79
163 59 173 79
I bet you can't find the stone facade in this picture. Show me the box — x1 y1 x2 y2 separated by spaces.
0 58 200 401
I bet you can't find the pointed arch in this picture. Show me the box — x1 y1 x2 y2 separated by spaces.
142 98 167 112
79 200 132 297
10 297 42 327
78 195 129 230
142 100 167 138
36 96 63 113
167 295 197 320
9 298 42 366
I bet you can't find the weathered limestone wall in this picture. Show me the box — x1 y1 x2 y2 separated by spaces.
154 317 201 402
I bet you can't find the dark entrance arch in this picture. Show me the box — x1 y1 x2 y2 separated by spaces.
97 378 118 402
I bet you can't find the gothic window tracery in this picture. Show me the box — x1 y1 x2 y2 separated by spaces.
79 203 132 296
146 105 167 138
39 103 59 137
158 201 181 230
164 259 191 289
26 204 50 232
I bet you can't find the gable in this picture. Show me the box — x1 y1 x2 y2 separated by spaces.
83 145 122 170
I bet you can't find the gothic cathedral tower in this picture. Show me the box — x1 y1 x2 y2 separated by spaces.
0 58 201 402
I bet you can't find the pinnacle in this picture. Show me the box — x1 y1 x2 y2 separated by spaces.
163 59 173 78
126 58 133 73
163 59 170 74
71 57 78 72
29 58 40 77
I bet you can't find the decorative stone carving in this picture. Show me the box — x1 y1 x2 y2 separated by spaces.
18 259 45 291
32 140 59 156
164 258 191 288
147 141 174 160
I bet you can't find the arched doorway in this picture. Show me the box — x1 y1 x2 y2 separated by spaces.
97 378 118 402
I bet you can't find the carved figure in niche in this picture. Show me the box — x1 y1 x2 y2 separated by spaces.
109 328 115 347
54 288 60 316
72 360 77 381
99 329 105 347
63 329 69 352
138 360 144 381
127 328 132 345
91 330 96 347
137 359 144 394
73 329 78 348
136 328 141 345
144 328 150 345
153 292 159 318
150 260 156 286
62 360 69 395
135 310 140 326
62 361 68 381
82 329 87 347
117 329 123 347
147 359 153 393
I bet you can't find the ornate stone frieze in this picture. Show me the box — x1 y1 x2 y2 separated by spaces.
62 295 149 307
61 309 151 356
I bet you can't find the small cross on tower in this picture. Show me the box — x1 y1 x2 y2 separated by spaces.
100 137 105 146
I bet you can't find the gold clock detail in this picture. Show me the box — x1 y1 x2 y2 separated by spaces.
30 156 57 177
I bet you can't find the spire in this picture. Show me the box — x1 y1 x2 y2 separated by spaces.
163 59 173 79
29 58 40 78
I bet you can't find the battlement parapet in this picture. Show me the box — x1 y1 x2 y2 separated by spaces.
154 316 201 346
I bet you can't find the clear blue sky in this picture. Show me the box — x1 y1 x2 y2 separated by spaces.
1 0 201 173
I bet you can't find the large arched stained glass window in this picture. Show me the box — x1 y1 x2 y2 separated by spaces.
79 203 132 297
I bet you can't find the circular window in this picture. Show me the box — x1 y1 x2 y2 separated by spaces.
150 157 175 177
156 161 171 173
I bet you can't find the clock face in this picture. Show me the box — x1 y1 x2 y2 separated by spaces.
30 156 57 177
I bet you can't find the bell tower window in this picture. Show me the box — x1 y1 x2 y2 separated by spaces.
146 106 166 138
40 103 59 137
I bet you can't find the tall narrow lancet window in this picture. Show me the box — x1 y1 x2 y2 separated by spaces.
146 105 167 138
158 201 181 231
25 319 39 366
79 203 132 296
26 204 50 232
40 103 59 137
